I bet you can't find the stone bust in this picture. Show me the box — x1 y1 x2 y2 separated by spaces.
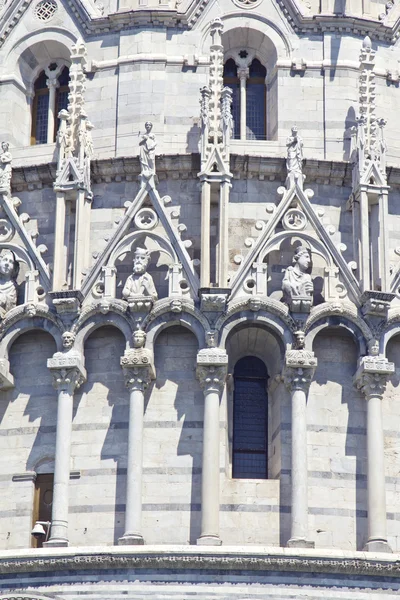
282 245 313 304
0 249 18 315
122 247 158 302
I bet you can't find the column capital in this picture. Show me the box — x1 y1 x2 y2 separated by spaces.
121 348 155 392
238 66 249 81
46 77 60 91
283 349 317 392
47 353 86 393
196 348 228 393
354 355 394 399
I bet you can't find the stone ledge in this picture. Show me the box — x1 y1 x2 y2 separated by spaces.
0 545 399 578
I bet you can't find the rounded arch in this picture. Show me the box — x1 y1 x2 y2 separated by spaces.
74 313 132 355
381 321 400 355
0 242 35 271
0 317 63 360
224 320 285 377
5 29 76 90
259 231 334 268
306 316 368 356
201 12 292 63
145 312 206 350
218 307 294 349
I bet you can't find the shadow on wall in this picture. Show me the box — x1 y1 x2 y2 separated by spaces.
313 328 366 550
150 325 202 544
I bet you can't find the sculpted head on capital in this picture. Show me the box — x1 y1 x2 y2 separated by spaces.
132 328 146 348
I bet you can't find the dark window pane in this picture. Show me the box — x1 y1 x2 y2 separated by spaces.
34 70 48 91
233 356 268 479
246 83 266 140
249 58 266 79
58 66 70 87
223 58 238 78
35 93 49 144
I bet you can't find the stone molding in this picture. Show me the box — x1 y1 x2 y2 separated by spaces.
0 546 400 579
283 349 317 392
354 355 395 399
47 355 87 393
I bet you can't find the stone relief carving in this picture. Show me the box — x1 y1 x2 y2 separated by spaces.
139 121 157 184
286 126 304 189
282 246 313 312
0 249 18 316
122 247 158 310
0 142 12 195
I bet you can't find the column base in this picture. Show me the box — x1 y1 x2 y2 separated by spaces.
118 534 145 546
197 534 222 546
364 539 392 553
287 537 315 549
43 539 68 548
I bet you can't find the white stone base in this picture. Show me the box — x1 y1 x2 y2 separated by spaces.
118 534 145 546
43 539 69 548
287 537 315 549
196 535 222 546
364 539 392 553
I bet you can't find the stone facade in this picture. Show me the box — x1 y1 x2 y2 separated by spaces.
2 0 400 598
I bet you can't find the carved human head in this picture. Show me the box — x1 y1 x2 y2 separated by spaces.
62 331 75 349
295 330 305 349
144 121 153 133
0 249 18 280
368 339 379 356
1 141 9 152
291 126 298 136
133 247 150 275
132 329 146 348
293 246 311 272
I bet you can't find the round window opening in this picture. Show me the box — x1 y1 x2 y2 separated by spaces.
34 0 58 21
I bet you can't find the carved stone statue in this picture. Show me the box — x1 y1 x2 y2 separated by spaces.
0 249 18 315
139 122 157 182
286 126 304 189
0 142 12 195
282 246 313 312
122 247 158 302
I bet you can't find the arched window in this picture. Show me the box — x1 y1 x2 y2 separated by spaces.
232 356 269 479
223 56 267 141
31 64 70 145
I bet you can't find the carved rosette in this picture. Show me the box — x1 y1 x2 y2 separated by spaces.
47 355 87 393
354 356 394 399
283 349 317 393
120 348 155 392
196 348 228 394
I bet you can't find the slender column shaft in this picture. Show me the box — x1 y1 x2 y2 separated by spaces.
44 361 85 548
359 190 370 291
47 80 58 144
354 357 393 552
73 189 86 289
238 69 248 141
200 180 211 287
366 392 387 543
199 388 220 541
53 192 67 290
290 387 308 541
217 181 230 287
119 386 145 544
196 354 227 546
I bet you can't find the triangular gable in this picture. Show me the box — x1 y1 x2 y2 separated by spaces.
231 183 361 305
199 145 231 178
55 157 84 189
81 183 199 298
358 159 388 188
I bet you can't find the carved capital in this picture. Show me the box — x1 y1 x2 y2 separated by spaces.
47 354 86 393
120 348 155 392
283 349 317 393
196 348 228 394
354 356 394 399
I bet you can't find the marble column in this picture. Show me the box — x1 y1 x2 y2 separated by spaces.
196 349 228 546
354 355 394 553
45 353 86 547
46 77 59 144
118 347 155 545
283 349 317 548
238 67 249 141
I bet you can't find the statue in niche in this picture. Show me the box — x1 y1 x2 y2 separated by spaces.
282 246 313 310
139 121 157 182
122 247 158 302
0 249 18 315
286 126 304 189
0 142 12 195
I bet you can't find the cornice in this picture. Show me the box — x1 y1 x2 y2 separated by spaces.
0 546 399 580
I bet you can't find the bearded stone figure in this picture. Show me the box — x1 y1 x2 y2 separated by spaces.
122 247 158 302
0 249 18 315
282 246 313 306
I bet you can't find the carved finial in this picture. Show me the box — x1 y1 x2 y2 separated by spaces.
362 35 372 50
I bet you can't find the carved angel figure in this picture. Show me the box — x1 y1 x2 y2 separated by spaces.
0 249 18 314
0 142 12 194
139 121 157 180
122 247 158 302
282 246 313 304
